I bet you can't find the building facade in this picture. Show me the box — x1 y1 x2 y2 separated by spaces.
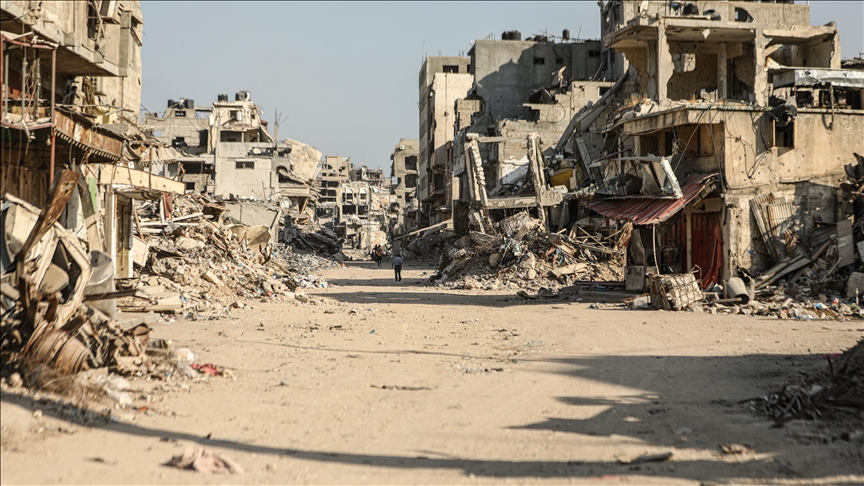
418 56 474 225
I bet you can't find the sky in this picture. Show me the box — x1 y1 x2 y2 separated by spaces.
140 1 864 173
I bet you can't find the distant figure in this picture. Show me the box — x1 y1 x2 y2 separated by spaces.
373 245 384 267
392 254 403 282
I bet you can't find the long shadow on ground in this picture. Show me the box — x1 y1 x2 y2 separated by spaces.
3 350 858 482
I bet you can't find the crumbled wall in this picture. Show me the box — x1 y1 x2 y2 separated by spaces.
667 53 718 101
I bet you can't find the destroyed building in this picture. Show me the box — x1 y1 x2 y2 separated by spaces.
316 155 353 218
144 92 322 212
390 139 420 233
418 56 474 226
333 180 386 251
464 33 617 198
574 0 864 290
1 0 144 122
142 97 213 193
0 1 196 380
350 163 388 189
436 31 618 230
404 2 864 305
0 0 191 281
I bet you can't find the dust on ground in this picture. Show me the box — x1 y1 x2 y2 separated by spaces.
2 261 863 485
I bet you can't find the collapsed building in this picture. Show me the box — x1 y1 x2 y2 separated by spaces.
390 139 420 234
316 155 353 219
575 0 864 292
143 92 322 217
406 1 864 305
0 1 192 378
447 31 619 230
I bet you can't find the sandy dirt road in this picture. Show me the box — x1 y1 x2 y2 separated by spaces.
2 260 863 484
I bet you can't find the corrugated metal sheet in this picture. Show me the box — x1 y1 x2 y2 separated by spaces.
588 173 717 225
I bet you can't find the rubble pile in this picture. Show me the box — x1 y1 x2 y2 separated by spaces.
1 183 153 386
284 220 342 255
419 211 624 291
747 338 863 430
123 194 336 315
405 229 456 261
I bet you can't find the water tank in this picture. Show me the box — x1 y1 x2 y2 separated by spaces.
236 91 251 101
185 99 194 109
562 29 571 40
167 99 175 108
217 94 229 102
502 30 521 41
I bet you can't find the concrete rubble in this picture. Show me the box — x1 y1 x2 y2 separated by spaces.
406 210 625 293
745 338 863 440
119 193 339 319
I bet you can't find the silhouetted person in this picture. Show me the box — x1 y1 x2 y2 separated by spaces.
372 245 384 267
391 255 403 282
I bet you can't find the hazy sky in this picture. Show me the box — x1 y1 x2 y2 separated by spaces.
140 1 864 172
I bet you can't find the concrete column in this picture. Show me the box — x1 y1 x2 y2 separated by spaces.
646 42 657 100
753 29 768 106
829 32 841 69
656 22 673 102
717 43 727 100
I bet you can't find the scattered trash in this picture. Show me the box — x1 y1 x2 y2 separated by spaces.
190 363 220 376
616 451 673 465
166 447 244 475
720 443 753 455
747 338 864 424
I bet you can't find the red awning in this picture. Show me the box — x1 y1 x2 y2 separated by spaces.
588 173 718 225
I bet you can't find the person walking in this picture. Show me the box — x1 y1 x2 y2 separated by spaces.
373 244 384 267
391 254 403 282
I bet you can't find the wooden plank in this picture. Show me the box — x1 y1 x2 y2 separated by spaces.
757 257 812 289
550 263 588 278
91 164 186 194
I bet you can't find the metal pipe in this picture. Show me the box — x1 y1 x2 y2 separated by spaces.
21 46 26 121
3 40 8 122
49 47 56 186
1 35 57 49
34 50 40 120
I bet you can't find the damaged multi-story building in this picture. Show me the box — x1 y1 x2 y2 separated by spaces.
143 91 322 214
573 0 864 290
316 155 353 218
390 139 420 233
418 56 474 226
0 0 191 281
434 31 619 233
409 1 863 297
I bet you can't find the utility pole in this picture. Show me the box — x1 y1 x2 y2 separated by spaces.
273 109 287 142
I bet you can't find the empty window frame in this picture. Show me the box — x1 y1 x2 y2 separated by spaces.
774 122 794 148
533 57 546 65
404 155 418 171
442 65 459 73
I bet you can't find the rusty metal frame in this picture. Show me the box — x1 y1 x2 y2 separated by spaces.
0 33 58 186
